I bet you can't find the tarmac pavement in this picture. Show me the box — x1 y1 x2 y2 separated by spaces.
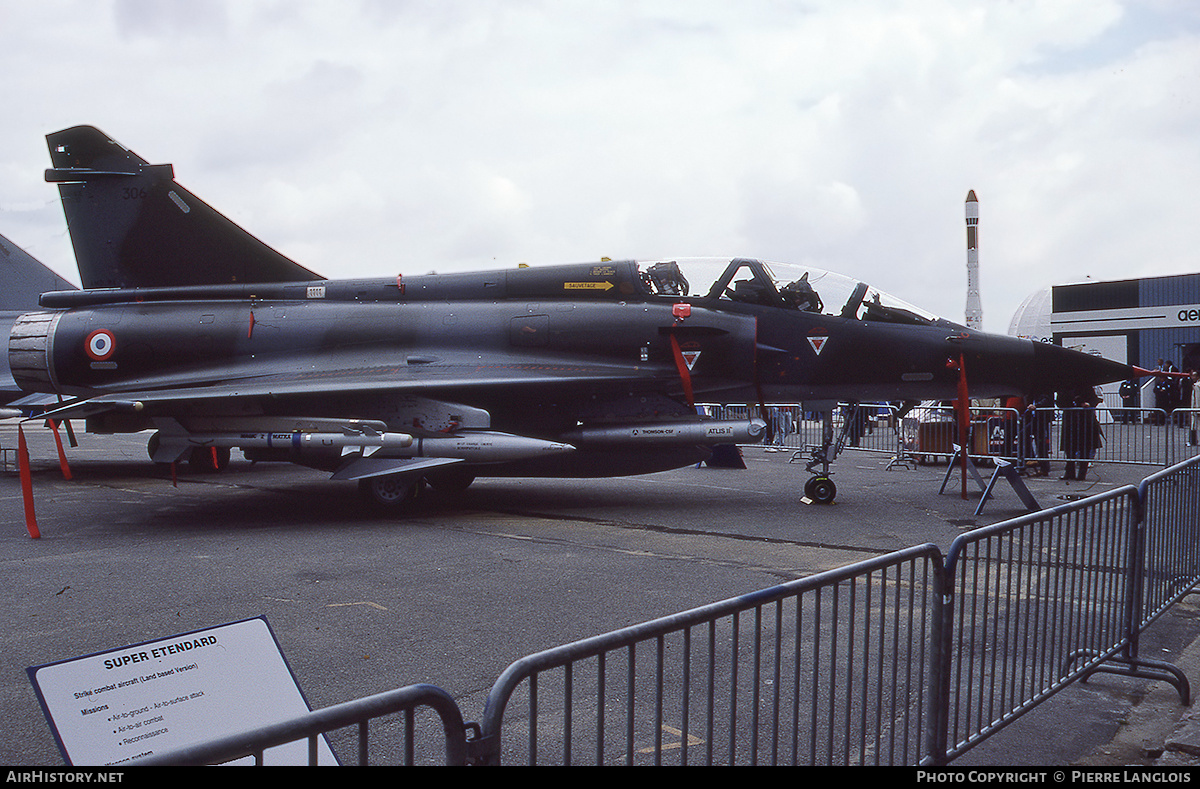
1104 621 1200 767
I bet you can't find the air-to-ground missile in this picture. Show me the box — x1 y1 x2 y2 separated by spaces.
154 427 574 466
564 418 766 446
410 432 575 462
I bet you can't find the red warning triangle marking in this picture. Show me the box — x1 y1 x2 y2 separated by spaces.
807 336 828 355
681 351 701 370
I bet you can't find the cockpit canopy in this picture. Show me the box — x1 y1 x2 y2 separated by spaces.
637 257 943 327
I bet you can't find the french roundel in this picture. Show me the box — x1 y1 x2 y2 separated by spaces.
85 329 116 361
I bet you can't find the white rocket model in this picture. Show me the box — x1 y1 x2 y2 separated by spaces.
964 190 983 330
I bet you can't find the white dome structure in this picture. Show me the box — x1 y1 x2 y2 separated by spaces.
1008 287 1052 341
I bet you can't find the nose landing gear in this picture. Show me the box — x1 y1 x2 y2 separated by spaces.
796 402 854 505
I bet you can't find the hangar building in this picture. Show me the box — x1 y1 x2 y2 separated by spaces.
1009 272 1200 406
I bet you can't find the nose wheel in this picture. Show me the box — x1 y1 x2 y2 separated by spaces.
798 403 847 505
804 475 837 505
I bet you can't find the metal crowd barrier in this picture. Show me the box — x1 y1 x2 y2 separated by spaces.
932 487 1143 762
140 456 1200 767
756 403 1200 469
1136 457 1200 632
475 545 943 766
705 404 906 459
137 684 470 766
706 403 1200 469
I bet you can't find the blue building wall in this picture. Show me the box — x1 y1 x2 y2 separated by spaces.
1138 273 1200 372
1050 272 1200 372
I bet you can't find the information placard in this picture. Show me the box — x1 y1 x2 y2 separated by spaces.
28 617 337 765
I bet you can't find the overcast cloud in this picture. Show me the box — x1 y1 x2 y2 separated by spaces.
2 0 1198 333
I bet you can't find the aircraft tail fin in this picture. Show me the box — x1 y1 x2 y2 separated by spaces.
45 125 323 289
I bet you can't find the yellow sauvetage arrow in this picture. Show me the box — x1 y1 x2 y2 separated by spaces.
564 281 615 291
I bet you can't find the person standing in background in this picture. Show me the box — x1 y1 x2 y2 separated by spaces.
1058 385 1103 481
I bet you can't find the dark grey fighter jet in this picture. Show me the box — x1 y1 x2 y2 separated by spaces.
8 125 1131 507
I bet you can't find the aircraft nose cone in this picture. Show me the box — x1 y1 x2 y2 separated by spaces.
1028 341 1130 394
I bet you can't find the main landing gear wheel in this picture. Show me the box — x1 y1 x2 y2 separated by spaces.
804 475 836 505
358 475 423 512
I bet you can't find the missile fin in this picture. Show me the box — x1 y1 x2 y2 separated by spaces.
331 456 461 482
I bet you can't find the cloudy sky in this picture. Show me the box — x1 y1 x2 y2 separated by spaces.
1 0 1198 334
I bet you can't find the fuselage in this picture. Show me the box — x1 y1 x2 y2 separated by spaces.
10 258 1126 427
8 258 1131 482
